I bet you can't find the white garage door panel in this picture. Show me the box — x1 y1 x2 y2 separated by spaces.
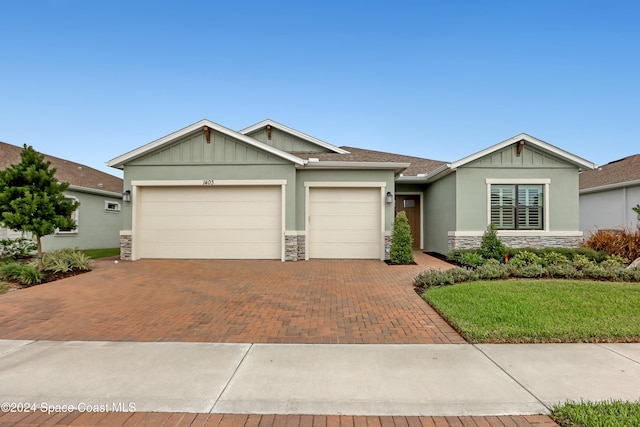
137 186 281 259
309 187 381 259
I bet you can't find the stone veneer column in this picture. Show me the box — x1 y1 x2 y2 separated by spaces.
119 231 132 261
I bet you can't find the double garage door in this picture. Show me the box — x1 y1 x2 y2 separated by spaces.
136 186 282 259
134 185 383 260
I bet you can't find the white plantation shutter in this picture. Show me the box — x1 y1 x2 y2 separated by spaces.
491 185 515 229
517 185 543 229
490 184 543 230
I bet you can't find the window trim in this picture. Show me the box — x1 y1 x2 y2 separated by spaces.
486 179 550 232
104 200 121 212
56 195 79 234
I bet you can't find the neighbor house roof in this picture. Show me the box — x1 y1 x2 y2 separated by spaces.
579 154 640 192
0 141 123 194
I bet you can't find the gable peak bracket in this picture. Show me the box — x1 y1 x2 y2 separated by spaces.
203 126 211 144
516 139 525 156
266 125 272 140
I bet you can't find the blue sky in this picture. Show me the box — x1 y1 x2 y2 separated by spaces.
1 1 638 178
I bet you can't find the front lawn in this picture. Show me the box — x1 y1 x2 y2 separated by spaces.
82 248 120 259
422 280 640 343
551 400 640 427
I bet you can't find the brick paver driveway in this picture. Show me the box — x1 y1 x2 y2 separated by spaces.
0 252 464 344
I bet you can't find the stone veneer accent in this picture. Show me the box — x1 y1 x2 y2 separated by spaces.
285 234 306 262
120 232 132 261
448 234 583 252
384 234 392 260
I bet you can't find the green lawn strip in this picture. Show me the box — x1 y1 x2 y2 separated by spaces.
551 400 640 427
81 248 120 259
422 280 640 343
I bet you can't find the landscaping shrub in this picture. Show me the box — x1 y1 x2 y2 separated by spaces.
572 254 595 270
480 223 506 260
509 250 543 267
601 254 629 268
585 228 640 262
457 251 484 268
543 251 570 265
41 248 92 272
0 237 37 259
390 211 414 264
0 262 42 286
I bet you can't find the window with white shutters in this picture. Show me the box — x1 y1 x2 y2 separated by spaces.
491 184 543 230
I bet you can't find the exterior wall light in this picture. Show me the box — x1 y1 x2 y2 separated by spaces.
122 190 131 202
386 191 393 204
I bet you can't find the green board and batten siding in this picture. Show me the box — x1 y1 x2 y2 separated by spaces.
245 127 333 153
128 130 290 166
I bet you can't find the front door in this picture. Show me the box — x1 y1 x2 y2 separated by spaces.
395 194 421 249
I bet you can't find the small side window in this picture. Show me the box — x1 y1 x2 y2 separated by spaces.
105 201 121 212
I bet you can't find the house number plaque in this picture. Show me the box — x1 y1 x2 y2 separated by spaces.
202 179 215 185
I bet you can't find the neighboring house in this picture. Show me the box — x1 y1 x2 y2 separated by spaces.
106 119 595 261
579 154 640 235
0 142 124 251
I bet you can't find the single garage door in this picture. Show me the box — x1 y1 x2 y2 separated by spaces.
136 186 282 259
308 187 382 259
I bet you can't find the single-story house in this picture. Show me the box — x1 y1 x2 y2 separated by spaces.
107 119 595 261
579 154 640 234
0 142 124 251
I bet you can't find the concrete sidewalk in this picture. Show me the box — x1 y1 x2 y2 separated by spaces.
1 340 639 417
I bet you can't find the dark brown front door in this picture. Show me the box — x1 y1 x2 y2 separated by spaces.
395 194 421 249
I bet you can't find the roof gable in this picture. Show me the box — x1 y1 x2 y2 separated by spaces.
239 119 349 154
466 143 569 167
580 154 640 191
107 120 305 169
0 141 122 194
126 126 291 166
427 133 595 181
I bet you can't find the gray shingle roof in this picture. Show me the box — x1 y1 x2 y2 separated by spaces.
0 142 123 194
579 154 640 190
291 146 446 176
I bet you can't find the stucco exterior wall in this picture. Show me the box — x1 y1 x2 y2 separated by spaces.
580 184 640 235
41 189 122 250
455 166 580 232
424 173 456 255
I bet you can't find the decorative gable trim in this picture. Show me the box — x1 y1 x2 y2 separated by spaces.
107 119 305 169
239 119 350 154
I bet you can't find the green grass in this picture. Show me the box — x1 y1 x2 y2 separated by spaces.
0 281 7 295
551 400 640 426
81 248 120 259
422 280 640 343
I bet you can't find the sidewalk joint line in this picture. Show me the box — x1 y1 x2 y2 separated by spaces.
472 344 551 412
0 339 36 359
596 343 640 366
209 343 253 413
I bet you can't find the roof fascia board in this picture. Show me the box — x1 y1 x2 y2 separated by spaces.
448 133 595 171
68 185 123 198
580 178 640 194
239 119 350 154
299 161 410 173
107 119 305 169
